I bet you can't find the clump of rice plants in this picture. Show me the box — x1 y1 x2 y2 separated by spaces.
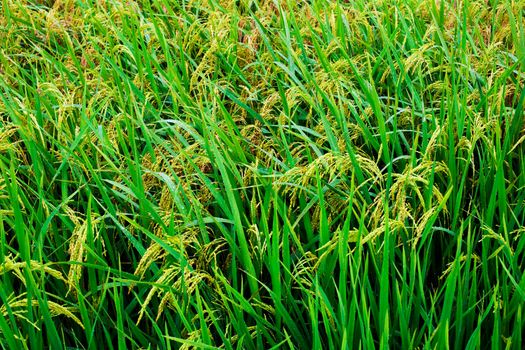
0 0 524 348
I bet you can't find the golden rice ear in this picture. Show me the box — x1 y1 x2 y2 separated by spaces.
0 255 23 283
67 211 103 294
188 10 233 95
413 207 441 247
46 301 84 329
481 225 516 260
136 266 178 325
361 219 405 245
67 220 88 293
314 228 356 270
136 260 213 325
0 254 71 290
0 293 36 326
0 125 18 153
291 251 318 293
177 328 204 350
133 242 166 282
1 293 83 330
195 237 229 272
440 253 481 280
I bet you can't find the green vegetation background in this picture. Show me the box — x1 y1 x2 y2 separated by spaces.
0 0 524 348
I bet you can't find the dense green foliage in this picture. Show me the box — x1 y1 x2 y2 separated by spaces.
1 0 524 348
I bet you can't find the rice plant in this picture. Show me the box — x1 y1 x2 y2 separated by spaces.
0 0 524 348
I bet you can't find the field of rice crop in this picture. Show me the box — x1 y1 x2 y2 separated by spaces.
1 0 524 348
